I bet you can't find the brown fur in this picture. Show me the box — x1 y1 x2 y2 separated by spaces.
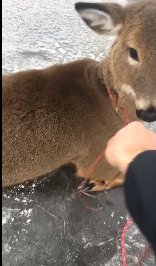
2 0 156 190
2 59 124 188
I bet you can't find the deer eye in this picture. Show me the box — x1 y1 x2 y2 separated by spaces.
129 47 139 62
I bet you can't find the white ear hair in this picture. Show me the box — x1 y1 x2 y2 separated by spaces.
79 8 122 35
79 9 111 27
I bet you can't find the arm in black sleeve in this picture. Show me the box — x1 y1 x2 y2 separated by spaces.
124 150 156 255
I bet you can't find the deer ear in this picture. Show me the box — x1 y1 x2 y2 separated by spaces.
75 2 125 35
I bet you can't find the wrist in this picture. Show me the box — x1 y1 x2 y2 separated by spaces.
121 149 146 174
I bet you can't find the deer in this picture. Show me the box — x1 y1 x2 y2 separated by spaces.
2 0 156 192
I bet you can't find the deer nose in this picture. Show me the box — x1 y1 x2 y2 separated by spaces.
136 107 156 122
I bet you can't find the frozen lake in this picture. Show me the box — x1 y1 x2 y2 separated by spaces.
2 0 156 265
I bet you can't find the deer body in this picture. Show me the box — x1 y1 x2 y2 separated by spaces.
2 59 124 189
2 0 156 190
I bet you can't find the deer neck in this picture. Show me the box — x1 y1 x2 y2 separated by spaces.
84 59 108 96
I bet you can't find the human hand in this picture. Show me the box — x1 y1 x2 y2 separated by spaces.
105 121 156 173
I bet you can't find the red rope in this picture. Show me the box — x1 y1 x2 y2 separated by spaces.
78 151 105 192
78 151 105 211
78 89 130 193
78 89 152 264
78 89 131 210
108 89 130 125
121 218 133 266
121 218 152 266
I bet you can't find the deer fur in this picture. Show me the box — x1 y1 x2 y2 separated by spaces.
2 0 156 191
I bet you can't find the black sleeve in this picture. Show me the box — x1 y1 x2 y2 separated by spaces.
124 150 156 255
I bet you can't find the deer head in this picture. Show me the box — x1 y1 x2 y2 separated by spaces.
75 0 156 122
